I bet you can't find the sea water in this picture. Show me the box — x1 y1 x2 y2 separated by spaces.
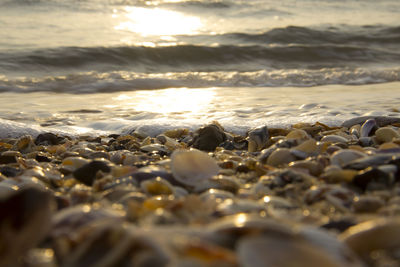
0 0 399 137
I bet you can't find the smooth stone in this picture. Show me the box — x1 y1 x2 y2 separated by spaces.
292 139 318 154
358 137 374 147
156 134 181 151
192 124 226 152
321 169 358 183
266 148 296 167
35 152 52 162
375 127 400 143
171 149 220 186
343 154 394 170
0 154 17 164
289 160 323 176
352 196 384 213
377 164 398 176
0 187 54 267
238 236 346 267
350 125 361 138
326 145 342 155
339 218 400 262
140 144 168 154
140 177 175 196
13 135 36 153
247 126 269 152
162 128 189 139
360 119 378 137
378 142 399 150
0 166 20 177
330 149 366 167
130 165 178 185
194 175 241 194
352 167 393 191
61 157 91 173
341 116 400 128
35 132 63 146
286 129 309 140
199 188 234 201
321 219 357 232
321 135 348 144
73 160 111 186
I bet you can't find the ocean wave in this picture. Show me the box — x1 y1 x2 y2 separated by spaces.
220 25 400 46
0 68 399 93
1 43 399 74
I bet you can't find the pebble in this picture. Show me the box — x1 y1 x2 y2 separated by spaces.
171 149 220 186
330 149 366 167
375 127 400 143
192 124 226 152
266 148 296 167
321 135 349 144
73 160 111 186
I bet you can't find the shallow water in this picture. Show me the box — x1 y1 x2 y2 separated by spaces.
1 82 399 138
0 0 399 137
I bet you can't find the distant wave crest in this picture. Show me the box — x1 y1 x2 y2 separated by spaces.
1 42 399 74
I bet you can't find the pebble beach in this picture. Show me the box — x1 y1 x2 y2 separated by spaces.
1 115 400 266
1 0 400 266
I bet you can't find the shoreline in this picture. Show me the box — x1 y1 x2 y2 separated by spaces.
1 116 400 266
1 82 400 139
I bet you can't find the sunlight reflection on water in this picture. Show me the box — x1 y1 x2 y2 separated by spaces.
112 88 216 114
114 6 203 37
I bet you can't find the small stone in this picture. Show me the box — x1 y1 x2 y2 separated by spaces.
73 160 111 186
339 218 400 262
286 129 309 140
330 149 366 167
353 196 384 213
266 148 296 167
378 142 399 150
375 127 400 143
0 166 20 177
344 154 393 170
192 124 226 152
289 160 323 176
35 133 63 146
0 154 17 164
321 169 358 183
171 149 220 186
321 135 348 144
247 126 269 152
352 167 393 191
292 139 318 154
360 119 378 137
35 153 52 162
13 135 36 153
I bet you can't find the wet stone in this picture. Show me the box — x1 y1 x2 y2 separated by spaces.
321 219 357 232
192 124 227 152
343 154 394 170
0 186 54 267
352 167 393 191
35 153 52 162
360 119 378 137
0 154 17 164
0 166 20 177
35 132 63 146
73 160 111 186
352 196 384 213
